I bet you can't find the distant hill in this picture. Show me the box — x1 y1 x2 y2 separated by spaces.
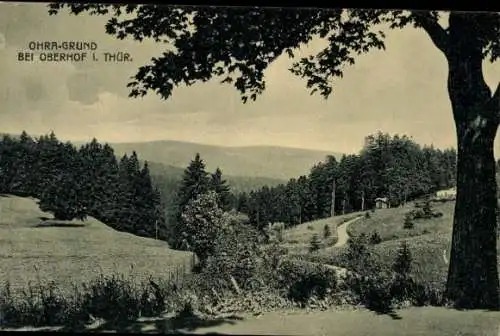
107 140 342 180
147 161 286 216
147 161 285 193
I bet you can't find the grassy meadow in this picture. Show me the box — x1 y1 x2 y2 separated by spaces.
291 200 500 291
278 213 363 255
0 194 195 295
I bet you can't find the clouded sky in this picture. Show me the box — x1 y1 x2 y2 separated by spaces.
0 3 499 155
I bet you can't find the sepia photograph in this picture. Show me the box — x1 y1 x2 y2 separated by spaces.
0 2 499 334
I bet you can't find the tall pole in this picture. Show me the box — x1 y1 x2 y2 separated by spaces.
155 219 158 240
361 190 365 212
331 179 336 217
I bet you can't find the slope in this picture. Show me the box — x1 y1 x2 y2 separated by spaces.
0 194 195 294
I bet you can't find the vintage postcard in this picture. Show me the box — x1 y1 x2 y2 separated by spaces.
0 2 499 334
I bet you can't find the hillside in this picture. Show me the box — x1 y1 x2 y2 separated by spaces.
147 161 285 194
107 140 342 180
292 200 500 290
0 194 195 294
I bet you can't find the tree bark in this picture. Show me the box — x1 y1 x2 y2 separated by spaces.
444 13 500 310
331 179 336 217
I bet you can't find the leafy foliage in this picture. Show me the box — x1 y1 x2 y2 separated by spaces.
46 4 500 309
203 220 262 291
369 231 382 245
323 224 332 239
276 259 338 305
178 191 226 266
309 233 322 252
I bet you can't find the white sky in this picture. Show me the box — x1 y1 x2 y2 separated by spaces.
0 3 499 156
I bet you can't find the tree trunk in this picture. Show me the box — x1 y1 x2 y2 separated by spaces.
331 179 336 217
444 13 499 310
361 190 365 212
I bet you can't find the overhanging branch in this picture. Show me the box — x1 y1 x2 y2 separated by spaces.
412 12 449 54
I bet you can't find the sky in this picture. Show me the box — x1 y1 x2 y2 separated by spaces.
0 3 499 156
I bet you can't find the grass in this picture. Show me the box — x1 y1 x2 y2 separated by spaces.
347 201 455 242
281 213 362 255
0 195 195 295
286 200 500 289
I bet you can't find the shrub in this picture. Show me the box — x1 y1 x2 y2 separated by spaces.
391 241 414 302
270 222 285 243
178 191 226 267
403 214 414 229
309 234 322 252
369 231 382 245
323 224 332 239
422 201 433 217
0 274 168 328
343 234 395 312
203 222 262 292
346 268 395 313
344 233 371 272
365 211 371 218
276 259 337 305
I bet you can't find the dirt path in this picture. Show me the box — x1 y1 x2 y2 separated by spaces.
186 308 500 336
333 216 362 248
11 307 496 335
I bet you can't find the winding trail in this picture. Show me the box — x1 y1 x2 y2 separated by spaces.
333 216 363 248
320 215 363 278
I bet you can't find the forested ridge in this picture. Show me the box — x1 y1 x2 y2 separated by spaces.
236 132 458 230
0 131 166 240
0 130 466 241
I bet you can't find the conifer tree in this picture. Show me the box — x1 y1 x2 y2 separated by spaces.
38 142 87 221
176 153 211 212
210 167 232 212
171 153 211 248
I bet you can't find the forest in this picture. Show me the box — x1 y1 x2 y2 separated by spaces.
0 131 166 240
0 130 461 242
236 132 458 230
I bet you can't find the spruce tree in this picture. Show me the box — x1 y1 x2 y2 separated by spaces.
309 233 322 252
210 167 232 212
176 153 210 212
172 153 211 249
38 142 87 221
135 161 162 237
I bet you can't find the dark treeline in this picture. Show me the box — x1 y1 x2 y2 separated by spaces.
0 131 166 239
235 132 457 230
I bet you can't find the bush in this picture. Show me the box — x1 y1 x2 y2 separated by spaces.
390 241 413 302
403 214 414 229
365 211 371 218
369 231 382 244
202 222 262 292
346 269 395 313
323 224 332 239
276 259 338 305
309 233 322 252
0 274 168 328
178 191 227 267
270 222 285 243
